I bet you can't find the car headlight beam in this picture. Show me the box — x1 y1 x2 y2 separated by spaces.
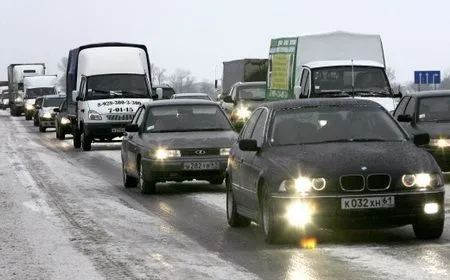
61 117 71 125
154 148 181 160
236 107 251 120
430 138 450 148
279 176 327 193
401 173 440 188
220 148 231 156
25 104 34 110
43 112 52 119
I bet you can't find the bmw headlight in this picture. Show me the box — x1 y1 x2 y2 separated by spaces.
88 110 102 120
401 173 442 188
429 138 450 148
61 117 71 125
43 112 52 119
153 148 181 160
279 176 327 193
220 148 231 156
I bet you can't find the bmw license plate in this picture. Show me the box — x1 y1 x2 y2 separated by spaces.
111 127 125 133
341 196 395 209
183 162 219 170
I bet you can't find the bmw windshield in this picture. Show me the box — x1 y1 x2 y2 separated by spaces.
270 105 406 146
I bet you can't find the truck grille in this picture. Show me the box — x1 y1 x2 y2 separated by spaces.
367 174 391 190
106 114 134 121
340 175 365 191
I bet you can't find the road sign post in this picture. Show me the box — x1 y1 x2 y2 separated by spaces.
414 70 441 92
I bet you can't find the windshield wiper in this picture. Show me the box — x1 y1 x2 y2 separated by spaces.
246 97 266 101
318 91 351 97
351 90 391 97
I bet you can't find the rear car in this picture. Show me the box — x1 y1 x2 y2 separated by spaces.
0 90 9 110
222 81 267 131
24 87 57 120
227 98 444 244
121 100 238 194
37 95 65 132
54 100 73 140
171 93 213 101
394 90 450 171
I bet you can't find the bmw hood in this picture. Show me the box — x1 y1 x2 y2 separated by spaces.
143 130 238 149
265 141 439 179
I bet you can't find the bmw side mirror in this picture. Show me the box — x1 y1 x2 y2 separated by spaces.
397 114 412 122
413 133 430 146
125 124 139 133
238 139 259 152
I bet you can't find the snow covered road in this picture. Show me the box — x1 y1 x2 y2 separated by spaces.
1 110 450 280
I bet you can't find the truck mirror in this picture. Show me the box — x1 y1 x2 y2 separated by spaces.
72 90 79 102
294 85 302 99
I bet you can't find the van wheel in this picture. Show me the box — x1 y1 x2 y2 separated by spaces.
81 129 92 151
73 127 81 148
25 114 32 120
33 117 39 126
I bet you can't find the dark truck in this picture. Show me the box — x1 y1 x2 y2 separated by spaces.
216 59 268 98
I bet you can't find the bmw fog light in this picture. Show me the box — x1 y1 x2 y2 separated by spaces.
154 148 181 160
424 203 439 214
285 202 312 227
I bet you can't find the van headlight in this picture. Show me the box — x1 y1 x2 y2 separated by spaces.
401 173 442 188
279 176 327 193
88 110 102 120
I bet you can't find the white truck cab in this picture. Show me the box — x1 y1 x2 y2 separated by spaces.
69 44 157 151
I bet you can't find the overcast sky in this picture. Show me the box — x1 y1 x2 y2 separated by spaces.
0 0 449 84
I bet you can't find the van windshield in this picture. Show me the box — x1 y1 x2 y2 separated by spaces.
26 87 56 98
85 74 150 100
311 66 392 97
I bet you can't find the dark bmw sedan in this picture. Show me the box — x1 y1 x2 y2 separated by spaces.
121 99 238 194
394 90 450 171
226 98 445 244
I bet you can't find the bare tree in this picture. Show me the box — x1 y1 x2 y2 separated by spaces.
57 57 68 92
168 69 196 92
386 67 396 83
439 71 450 89
151 63 167 85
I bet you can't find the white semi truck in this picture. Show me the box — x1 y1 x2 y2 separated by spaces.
7 63 46 116
266 31 402 112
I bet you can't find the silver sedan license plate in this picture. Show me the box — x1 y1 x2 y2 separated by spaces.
341 196 395 209
183 162 219 170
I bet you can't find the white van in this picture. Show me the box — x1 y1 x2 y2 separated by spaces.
68 43 156 151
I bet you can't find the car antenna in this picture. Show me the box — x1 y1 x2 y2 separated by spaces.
351 59 355 99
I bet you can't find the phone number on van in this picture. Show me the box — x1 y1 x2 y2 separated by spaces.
97 100 142 107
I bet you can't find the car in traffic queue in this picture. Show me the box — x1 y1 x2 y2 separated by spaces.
53 99 73 140
0 90 9 110
394 90 450 172
121 99 238 194
36 95 65 132
222 81 268 131
33 97 43 126
171 93 213 101
24 87 57 120
226 98 445 244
